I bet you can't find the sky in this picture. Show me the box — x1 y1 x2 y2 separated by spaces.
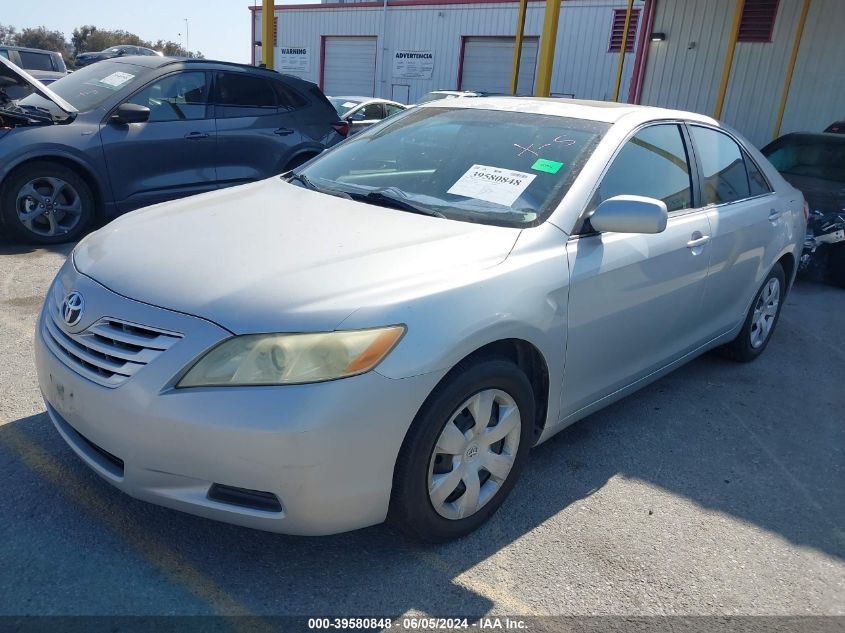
4 0 320 64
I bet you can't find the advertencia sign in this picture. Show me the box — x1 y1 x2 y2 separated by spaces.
279 47 310 73
392 50 434 79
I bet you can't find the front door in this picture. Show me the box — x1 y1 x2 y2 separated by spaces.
99 71 216 211
563 123 712 416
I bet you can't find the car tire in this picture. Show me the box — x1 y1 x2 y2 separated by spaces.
1 161 95 244
827 244 845 288
719 262 786 362
388 358 535 542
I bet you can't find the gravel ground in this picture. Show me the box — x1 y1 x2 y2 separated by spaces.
0 237 842 622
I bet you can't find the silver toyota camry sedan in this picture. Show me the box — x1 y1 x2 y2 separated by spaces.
35 98 805 541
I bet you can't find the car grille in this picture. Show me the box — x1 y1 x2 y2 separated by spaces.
42 286 182 388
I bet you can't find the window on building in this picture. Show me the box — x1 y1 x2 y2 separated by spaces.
738 0 779 43
608 8 640 53
592 124 693 213
690 126 751 205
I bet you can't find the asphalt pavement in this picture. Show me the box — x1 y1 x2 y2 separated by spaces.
0 237 842 622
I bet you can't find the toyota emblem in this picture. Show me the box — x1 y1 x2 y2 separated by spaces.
61 291 85 327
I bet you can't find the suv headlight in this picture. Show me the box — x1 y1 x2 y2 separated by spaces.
177 326 405 387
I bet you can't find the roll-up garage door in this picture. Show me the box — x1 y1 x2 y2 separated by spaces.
322 36 377 97
460 37 539 95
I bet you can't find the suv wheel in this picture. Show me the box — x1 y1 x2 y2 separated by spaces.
1 162 95 244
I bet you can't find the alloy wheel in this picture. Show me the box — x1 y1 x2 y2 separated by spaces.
16 177 83 238
427 389 521 520
750 277 780 349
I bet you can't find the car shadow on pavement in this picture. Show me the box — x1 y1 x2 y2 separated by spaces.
0 283 842 616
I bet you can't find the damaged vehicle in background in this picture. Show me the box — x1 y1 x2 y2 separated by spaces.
762 132 845 287
0 55 343 244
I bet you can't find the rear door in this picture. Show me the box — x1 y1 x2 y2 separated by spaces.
99 70 217 211
688 125 786 335
213 71 303 185
563 123 713 416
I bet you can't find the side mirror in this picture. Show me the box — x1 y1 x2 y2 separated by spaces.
590 195 668 234
111 103 150 125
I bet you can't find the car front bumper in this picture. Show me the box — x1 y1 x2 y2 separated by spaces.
35 261 445 535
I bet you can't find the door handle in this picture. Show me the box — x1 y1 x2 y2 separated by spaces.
768 209 782 221
686 235 711 248
274 127 294 136
184 131 209 140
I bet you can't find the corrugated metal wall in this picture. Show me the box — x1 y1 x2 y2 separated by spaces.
640 0 845 147
780 0 845 139
254 0 641 104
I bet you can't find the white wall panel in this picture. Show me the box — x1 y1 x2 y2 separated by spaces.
780 0 845 138
254 0 640 104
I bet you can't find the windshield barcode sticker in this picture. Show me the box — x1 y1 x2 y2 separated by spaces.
447 164 536 207
98 72 135 88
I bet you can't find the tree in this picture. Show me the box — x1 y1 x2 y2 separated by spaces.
0 23 17 46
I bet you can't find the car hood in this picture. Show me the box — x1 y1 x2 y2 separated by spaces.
0 56 76 115
73 178 521 333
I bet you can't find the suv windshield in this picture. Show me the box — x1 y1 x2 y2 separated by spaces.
17 61 148 113
297 106 609 227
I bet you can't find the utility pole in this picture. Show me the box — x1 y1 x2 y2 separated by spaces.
184 19 190 54
262 0 274 69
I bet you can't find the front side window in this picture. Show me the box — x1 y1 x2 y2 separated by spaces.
690 126 751 205
352 103 384 120
592 124 693 213
298 106 609 227
0 50 9 60
126 72 208 122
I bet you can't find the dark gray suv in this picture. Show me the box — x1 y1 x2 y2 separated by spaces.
0 56 343 243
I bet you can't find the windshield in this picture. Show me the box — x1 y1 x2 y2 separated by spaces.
329 97 362 117
17 60 148 113
417 92 451 104
297 106 609 227
764 137 845 183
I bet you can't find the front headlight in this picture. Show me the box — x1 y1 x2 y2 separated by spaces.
177 325 405 387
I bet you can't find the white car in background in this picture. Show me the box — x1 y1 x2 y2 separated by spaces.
328 96 406 135
36 98 804 542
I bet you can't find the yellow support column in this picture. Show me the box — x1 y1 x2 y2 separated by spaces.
535 0 562 97
612 0 635 102
510 0 529 95
262 0 275 69
713 0 746 120
773 0 811 139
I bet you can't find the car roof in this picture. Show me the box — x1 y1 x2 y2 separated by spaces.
420 96 720 125
0 45 62 56
102 56 289 75
768 132 845 145
333 96 402 105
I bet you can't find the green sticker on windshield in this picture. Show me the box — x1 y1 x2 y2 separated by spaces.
532 158 564 174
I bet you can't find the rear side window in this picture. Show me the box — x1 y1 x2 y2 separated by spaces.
385 104 404 116
273 81 307 109
744 151 772 196
215 72 276 108
593 124 693 212
18 51 54 72
0 50 10 60
690 126 750 205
